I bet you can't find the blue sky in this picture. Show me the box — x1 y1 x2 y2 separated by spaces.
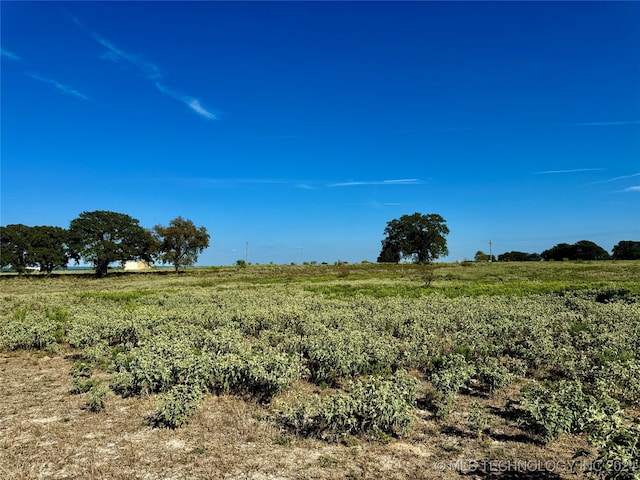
1 1 639 265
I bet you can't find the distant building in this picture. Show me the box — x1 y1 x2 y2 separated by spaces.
124 260 151 271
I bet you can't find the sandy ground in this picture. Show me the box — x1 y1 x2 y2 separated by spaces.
0 351 597 480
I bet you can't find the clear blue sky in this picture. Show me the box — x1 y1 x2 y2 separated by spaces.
2 1 639 265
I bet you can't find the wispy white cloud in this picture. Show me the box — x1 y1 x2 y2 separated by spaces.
1 48 20 61
568 120 640 127
27 72 90 100
622 186 640 192
295 183 315 190
155 82 217 119
533 168 605 175
96 35 163 80
327 178 420 187
583 173 640 186
67 11 216 120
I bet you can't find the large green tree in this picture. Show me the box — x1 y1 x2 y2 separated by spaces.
377 213 449 264
68 210 157 277
153 216 210 271
0 224 33 274
612 241 640 260
29 226 69 274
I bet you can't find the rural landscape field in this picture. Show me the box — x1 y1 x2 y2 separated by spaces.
1 261 639 479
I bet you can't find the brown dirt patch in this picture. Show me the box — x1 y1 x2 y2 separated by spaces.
0 351 598 479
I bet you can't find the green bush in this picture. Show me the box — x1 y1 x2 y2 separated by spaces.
85 383 108 412
211 350 303 402
430 353 475 418
519 380 620 443
0 308 66 351
152 384 204 428
592 420 640 480
278 370 417 439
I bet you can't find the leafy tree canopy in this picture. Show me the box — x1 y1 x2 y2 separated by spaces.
612 241 640 260
498 251 542 262
0 224 33 274
69 210 157 277
541 240 610 261
153 217 210 271
377 212 449 264
29 226 69 274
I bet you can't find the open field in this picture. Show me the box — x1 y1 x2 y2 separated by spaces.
1 261 639 479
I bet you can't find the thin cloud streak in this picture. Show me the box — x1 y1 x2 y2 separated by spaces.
1 48 20 60
26 73 90 100
583 173 640 186
96 35 162 79
622 186 640 192
569 120 640 127
327 179 420 187
68 11 215 119
533 168 605 174
155 82 217 119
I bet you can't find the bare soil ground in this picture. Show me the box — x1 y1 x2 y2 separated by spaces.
1 351 597 480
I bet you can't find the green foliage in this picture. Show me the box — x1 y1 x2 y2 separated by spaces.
591 420 640 480
519 380 620 443
68 210 158 277
1 262 638 443
153 217 210 272
152 384 204 428
498 251 541 262
613 241 640 261
304 328 398 385
211 350 303 401
430 354 475 418
467 401 491 435
1 224 35 274
542 240 611 261
378 212 449 264
0 307 67 351
85 383 108 412
475 357 514 392
0 225 69 274
279 371 417 439
28 226 70 273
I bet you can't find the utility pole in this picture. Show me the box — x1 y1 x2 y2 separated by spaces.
489 240 493 262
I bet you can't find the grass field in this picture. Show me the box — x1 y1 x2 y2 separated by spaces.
1 261 639 479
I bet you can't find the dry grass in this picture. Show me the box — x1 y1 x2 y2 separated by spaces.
1 351 597 480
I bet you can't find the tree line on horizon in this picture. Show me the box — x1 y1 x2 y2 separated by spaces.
494 239 640 262
0 210 210 276
1 210 639 276
377 213 640 264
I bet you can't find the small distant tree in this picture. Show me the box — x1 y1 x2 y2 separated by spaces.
153 217 210 271
69 210 157 277
498 251 541 262
474 251 489 262
377 213 449 264
612 241 640 260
